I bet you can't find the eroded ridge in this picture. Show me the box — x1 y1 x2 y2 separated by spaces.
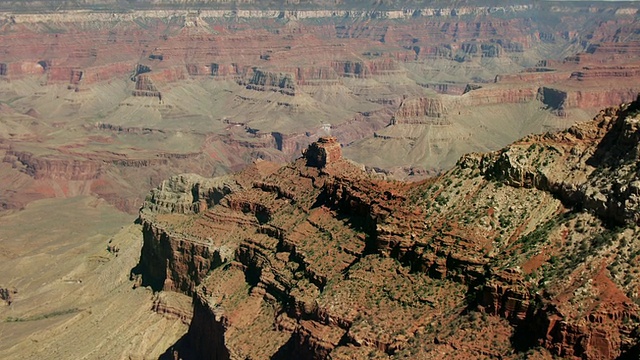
138 99 640 359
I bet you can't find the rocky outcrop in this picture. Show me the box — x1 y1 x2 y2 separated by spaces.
570 66 640 81
538 86 568 110
243 69 296 95
538 86 640 111
330 59 401 78
418 82 467 95
151 292 193 325
477 269 532 322
0 287 17 306
132 75 161 98
294 66 339 86
390 87 540 125
458 41 507 59
136 220 236 294
391 97 450 123
481 99 640 225
3 150 103 180
302 136 342 168
72 62 133 85
463 86 538 106
496 70 570 84
137 98 640 359
144 173 239 215
69 69 83 84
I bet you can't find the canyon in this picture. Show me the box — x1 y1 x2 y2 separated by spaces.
0 1 639 214
138 99 640 359
1 1 640 359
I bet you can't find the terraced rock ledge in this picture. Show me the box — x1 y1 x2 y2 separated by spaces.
136 99 640 359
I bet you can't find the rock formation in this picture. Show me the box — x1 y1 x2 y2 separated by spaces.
0 287 17 306
138 97 640 359
302 136 342 168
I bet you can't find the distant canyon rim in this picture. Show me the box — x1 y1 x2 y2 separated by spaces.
1 1 640 212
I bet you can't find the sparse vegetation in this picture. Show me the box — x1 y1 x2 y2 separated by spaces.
5 308 81 323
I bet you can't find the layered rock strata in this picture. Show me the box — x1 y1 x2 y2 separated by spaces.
138 99 640 359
